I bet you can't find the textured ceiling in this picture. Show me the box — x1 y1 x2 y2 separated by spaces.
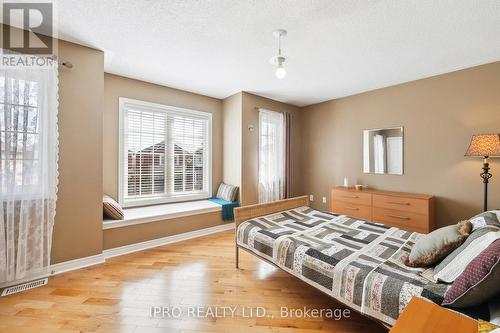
41 1 500 105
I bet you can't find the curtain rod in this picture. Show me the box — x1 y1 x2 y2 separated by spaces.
254 107 289 114
1 50 73 69
50 55 73 69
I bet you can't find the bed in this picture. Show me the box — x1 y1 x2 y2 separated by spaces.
234 196 449 327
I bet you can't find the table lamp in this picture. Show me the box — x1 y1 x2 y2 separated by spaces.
464 134 500 211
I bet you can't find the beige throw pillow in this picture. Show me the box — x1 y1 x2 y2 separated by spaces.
103 195 124 220
405 220 472 268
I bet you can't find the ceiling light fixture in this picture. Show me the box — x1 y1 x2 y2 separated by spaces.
269 29 287 79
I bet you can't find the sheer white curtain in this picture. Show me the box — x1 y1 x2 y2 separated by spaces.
0 62 59 284
373 134 385 174
258 109 284 203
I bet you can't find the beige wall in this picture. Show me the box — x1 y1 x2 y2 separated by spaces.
241 92 301 205
222 92 243 198
103 73 223 199
51 40 104 263
299 62 500 227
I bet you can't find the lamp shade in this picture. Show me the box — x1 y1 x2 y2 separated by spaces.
465 134 500 157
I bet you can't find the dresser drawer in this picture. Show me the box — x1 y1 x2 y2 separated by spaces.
372 207 429 233
372 194 428 215
331 201 372 221
332 189 372 206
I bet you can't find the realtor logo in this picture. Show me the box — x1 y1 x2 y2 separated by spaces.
2 1 54 54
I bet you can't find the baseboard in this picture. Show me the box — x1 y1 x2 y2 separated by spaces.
50 253 105 275
0 253 104 289
0 223 234 289
103 222 235 259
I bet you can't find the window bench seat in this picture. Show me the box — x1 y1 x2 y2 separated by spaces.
103 200 222 230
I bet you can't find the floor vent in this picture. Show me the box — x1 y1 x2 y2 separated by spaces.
1 278 48 296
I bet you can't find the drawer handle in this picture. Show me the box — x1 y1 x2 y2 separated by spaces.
388 214 410 220
341 195 359 199
387 201 410 206
343 206 359 211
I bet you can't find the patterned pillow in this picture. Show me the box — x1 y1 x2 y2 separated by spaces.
470 210 500 231
442 239 500 308
216 183 238 202
478 320 500 333
103 195 124 220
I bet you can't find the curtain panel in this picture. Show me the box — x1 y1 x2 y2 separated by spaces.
0 60 59 283
373 134 386 174
283 112 292 199
258 109 285 203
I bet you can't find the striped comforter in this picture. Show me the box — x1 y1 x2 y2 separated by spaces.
236 206 449 326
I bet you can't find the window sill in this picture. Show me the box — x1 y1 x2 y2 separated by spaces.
103 200 222 230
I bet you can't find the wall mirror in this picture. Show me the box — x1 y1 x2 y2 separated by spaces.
363 127 404 175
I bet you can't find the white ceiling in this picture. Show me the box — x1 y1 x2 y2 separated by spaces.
53 1 500 106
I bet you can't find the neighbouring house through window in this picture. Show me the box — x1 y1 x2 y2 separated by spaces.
119 97 212 207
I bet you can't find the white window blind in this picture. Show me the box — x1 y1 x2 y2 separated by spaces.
119 98 211 207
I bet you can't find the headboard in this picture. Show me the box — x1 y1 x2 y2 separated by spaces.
234 195 310 228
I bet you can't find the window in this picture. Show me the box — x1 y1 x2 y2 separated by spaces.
119 98 211 207
258 109 284 203
0 77 40 192
0 69 57 199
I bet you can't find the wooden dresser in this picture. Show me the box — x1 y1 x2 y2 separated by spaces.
330 186 435 233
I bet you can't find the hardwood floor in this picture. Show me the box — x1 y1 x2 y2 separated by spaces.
0 230 386 333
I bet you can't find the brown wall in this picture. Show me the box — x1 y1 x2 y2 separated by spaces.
241 92 301 205
51 40 104 263
222 92 242 197
299 62 500 227
103 73 223 199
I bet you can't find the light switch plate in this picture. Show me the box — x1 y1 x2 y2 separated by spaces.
309 195 314 201
322 197 327 204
